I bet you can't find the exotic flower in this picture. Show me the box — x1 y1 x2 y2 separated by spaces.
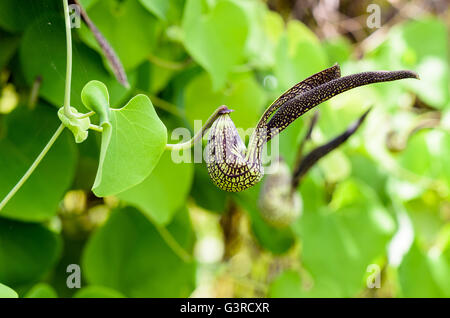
167 64 418 192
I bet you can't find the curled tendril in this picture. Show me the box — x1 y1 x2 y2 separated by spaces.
57 106 91 143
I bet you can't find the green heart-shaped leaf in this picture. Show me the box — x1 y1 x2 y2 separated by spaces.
0 218 61 289
92 94 167 197
81 80 110 126
294 178 396 297
139 0 170 21
184 72 266 131
0 283 18 298
82 207 196 297
19 14 132 111
182 0 249 90
25 283 58 298
274 20 327 92
118 151 194 225
398 241 450 297
78 0 160 71
236 185 296 254
0 104 77 222
73 286 125 298
0 0 58 33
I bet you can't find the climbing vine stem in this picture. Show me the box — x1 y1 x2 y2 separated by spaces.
0 0 85 212
154 224 193 263
165 105 232 151
0 124 65 211
63 0 73 117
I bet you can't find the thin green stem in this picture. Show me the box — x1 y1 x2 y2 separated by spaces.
148 94 183 117
89 124 103 132
1 0 77 212
148 53 192 71
63 0 72 116
134 90 183 117
28 75 42 109
165 105 231 150
0 124 65 212
77 111 95 119
154 224 193 263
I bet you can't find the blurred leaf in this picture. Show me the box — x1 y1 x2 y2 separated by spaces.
0 31 20 70
139 0 170 21
393 130 450 199
0 283 18 298
236 0 276 68
0 104 76 221
263 10 284 45
317 149 352 184
398 241 450 297
25 283 58 298
267 115 304 169
236 185 296 254
404 193 445 247
398 18 449 109
370 18 449 109
268 270 302 297
349 153 389 205
426 130 450 188
78 0 161 71
71 135 101 190
82 206 196 297
73 285 125 298
323 36 353 65
92 94 167 197
185 71 266 131
297 172 327 214
318 89 375 140
118 151 194 225
293 109 371 186
190 164 228 214
182 0 249 90
78 0 100 10
297 179 396 296
136 43 186 94
76 0 129 88
19 14 132 111
408 57 448 109
399 131 433 176
0 218 61 289
0 0 58 33
274 20 327 92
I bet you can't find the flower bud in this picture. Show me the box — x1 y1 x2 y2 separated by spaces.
206 108 263 192
258 159 302 227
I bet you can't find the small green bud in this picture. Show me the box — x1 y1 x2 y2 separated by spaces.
81 80 110 126
258 159 302 228
58 107 90 143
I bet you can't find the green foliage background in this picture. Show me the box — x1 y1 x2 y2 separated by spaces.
0 0 449 298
